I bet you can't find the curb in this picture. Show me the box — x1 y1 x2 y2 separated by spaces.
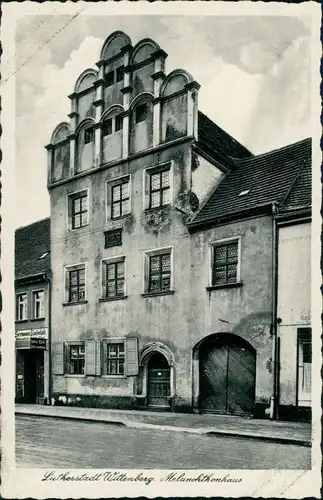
16 411 311 448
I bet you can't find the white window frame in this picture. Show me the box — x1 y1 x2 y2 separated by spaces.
142 246 174 295
106 174 131 221
209 236 242 287
67 188 90 231
16 292 28 321
64 262 87 304
102 337 126 378
101 255 127 300
143 161 174 211
65 341 86 376
32 289 45 320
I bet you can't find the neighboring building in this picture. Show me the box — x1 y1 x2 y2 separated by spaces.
188 137 312 419
275 141 312 419
46 30 312 419
15 218 51 404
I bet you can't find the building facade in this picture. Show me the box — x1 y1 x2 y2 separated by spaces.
15 218 51 404
46 31 312 418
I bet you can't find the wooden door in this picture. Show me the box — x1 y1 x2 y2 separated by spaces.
147 353 170 407
199 335 256 415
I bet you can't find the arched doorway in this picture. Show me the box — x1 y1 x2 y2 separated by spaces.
198 334 256 415
147 353 171 408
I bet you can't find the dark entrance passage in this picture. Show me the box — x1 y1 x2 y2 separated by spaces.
147 353 170 408
199 334 256 415
22 350 44 404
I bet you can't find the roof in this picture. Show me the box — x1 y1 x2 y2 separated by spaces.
279 150 312 212
197 111 253 160
190 138 311 228
15 218 51 281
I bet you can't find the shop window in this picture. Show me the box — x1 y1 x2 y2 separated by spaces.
111 178 130 219
149 167 171 209
32 290 44 319
135 103 148 124
143 247 173 296
211 239 240 286
16 292 28 321
68 190 88 230
298 328 312 404
102 257 125 299
68 343 85 374
65 264 86 303
103 341 125 375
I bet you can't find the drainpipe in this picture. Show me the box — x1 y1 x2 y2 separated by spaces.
44 271 52 405
268 202 279 420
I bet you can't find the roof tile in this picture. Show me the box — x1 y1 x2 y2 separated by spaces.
15 218 51 281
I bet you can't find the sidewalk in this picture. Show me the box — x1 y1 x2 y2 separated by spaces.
15 404 312 447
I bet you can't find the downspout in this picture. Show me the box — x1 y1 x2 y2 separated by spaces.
44 271 52 405
269 202 279 419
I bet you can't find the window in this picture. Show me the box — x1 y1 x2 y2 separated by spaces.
212 240 239 286
105 342 125 375
69 191 88 230
149 253 171 293
103 259 125 299
149 168 171 209
102 115 122 136
297 328 312 404
102 118 113 137
104 228 122 249
115 114 123 132
105 70 114 87
116 65 124 83
16 293 27 321
67 266 86 303
111 179 130 219
68 343 85 374
84 128 93 144
32 290 44 319
135 103 148 124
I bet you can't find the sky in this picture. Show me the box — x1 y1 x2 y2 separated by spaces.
15 13 312 228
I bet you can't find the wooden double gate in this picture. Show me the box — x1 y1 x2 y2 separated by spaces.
199 334 256 415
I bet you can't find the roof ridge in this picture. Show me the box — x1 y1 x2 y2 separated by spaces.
234 137 311 165
15 217 50 232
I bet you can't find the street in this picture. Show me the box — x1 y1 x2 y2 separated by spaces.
16 415 311 469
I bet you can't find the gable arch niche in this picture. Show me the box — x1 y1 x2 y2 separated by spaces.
51 123 71 182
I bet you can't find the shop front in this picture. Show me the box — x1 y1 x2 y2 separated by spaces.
15 328 49 404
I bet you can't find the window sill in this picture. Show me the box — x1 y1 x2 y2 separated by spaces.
141 290 174 298
62 300 88 307
102 375 127 379
206 282 243 291
109 213 132 222
68 225 89 232
99 296 128 303
145 204 171 213
15 319 29 324
30 317 46 322
64 374 85 378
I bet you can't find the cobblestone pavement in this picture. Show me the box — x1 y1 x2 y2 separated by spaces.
16 415 311 469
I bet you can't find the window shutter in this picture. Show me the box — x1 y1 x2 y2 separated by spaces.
125 337 139 376
53 342 65 375
85 340 101 376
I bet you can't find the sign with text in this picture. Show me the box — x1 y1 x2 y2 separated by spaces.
30 337 47 349
15 328 48 339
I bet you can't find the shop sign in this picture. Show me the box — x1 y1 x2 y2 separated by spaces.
15 328 48 339
30 338 47 349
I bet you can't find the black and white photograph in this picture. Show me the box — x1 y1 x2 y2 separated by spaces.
1 1 321 498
